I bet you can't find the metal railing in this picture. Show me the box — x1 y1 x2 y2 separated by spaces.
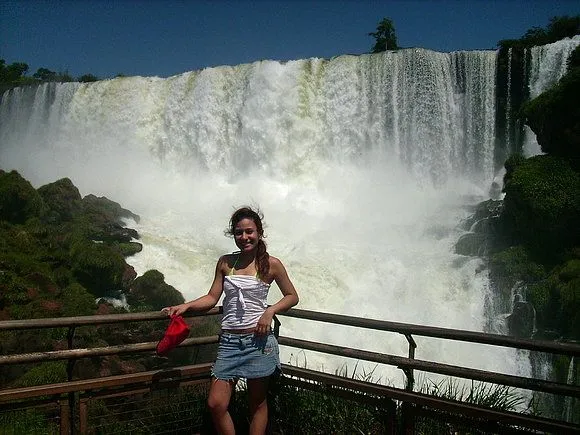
1 307 579 434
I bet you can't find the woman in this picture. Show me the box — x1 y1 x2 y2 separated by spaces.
163 206 299 435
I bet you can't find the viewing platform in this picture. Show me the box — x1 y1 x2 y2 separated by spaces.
1 308 579 434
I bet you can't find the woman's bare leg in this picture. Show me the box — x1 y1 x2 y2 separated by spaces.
208 378 235 435
247 377 270 435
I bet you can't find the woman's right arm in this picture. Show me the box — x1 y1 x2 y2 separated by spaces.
163 256 226 317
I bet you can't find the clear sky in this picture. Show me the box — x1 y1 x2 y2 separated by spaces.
1 0 579 79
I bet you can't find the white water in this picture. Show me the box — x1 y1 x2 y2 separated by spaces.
523 35 580 157
0 47 543 387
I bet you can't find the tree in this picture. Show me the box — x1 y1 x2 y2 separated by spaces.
0 60 29 83
33 67 57 81
79 74 99 83
498 15 579 49
369 17 399 53
547 15 580 41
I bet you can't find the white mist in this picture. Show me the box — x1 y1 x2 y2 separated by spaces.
4 43 574 388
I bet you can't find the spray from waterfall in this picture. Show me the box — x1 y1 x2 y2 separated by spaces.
0 42 574 388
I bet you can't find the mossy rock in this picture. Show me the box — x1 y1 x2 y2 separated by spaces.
37 177 82 223
489 245 546 304
114 242 143 257
127 270 185 310
0 170 45 224
70 240 127 297
502 155 580 260
528 259 580 339
58 282 97 317
82 194 140 226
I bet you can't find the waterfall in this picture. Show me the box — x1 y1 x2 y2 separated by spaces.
505 48 513 153
0 44 569 388
522 35 580 156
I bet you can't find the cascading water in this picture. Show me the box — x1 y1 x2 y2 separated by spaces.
522 35 580 156
0 44 569 390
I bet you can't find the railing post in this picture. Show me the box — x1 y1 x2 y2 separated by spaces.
403 334 416 392
59 399 70 435
383 397 397 435
79 398 88 435
67 326 77 434
273 315 281 339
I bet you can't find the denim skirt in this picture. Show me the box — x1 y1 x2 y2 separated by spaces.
212 332 280 381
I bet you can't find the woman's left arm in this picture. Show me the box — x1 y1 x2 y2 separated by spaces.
255 257 299 335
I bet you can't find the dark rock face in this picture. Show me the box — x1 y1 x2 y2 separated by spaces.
455 199 505 257
455 233 490 257
507 294 535 338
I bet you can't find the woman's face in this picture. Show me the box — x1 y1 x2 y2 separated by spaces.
233 218 260 253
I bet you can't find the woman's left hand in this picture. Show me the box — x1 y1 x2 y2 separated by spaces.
256 309 274 335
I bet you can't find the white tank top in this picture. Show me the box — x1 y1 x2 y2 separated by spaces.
221 275 270 329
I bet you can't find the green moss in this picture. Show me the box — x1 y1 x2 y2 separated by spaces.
490 246 546 283
526 259 580 339
114 241 143 257
70 240 126 297
0 409 59 435
37 177 82 223
12 361 67 387
502 155 580 260
59 283 96 316
0 170 46 224
127 270 185 310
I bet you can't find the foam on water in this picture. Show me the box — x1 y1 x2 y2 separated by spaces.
4 44 573 388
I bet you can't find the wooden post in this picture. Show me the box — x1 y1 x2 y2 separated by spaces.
404 334 416 391
79 399 88 435
59 399 70 435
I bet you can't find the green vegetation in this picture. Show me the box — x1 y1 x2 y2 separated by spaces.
522 59 580 159
498 15 580 50
458 17 580 343
81 373 530 434
0 58 101 93
0 409 59 435
494 40 580 342
369 17 399 52
494 16 579 169
0 170 208 390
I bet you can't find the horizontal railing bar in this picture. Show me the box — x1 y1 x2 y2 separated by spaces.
0 308 223 330
0 363 213 403
281 365 580 433
278 336 580 398
80 378 210 402
0 336 219 366
3 308 578 357
279 308 580 356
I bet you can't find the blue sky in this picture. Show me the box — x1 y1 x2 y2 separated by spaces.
1 0 578 79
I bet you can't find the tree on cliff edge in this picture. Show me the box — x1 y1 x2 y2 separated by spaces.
369 17 399 52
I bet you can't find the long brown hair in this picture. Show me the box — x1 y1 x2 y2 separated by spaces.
226 206 270 277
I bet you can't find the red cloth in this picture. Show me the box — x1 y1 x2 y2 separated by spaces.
156 315 190 356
